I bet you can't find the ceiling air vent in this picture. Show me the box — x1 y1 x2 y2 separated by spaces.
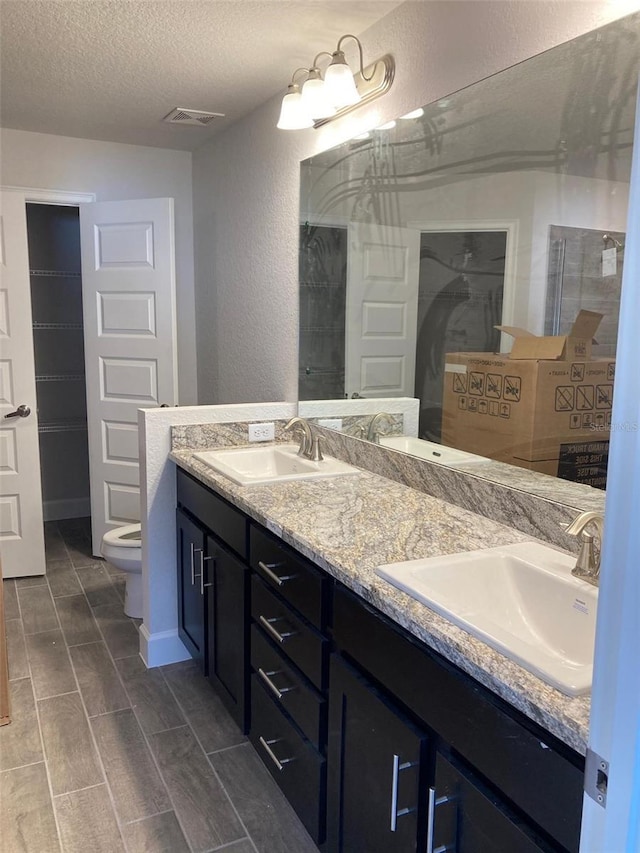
163 107 225 126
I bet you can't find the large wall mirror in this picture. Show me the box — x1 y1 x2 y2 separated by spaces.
298 12 639 495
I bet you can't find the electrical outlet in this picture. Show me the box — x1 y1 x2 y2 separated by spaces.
318 418 343 431
248 422 275 442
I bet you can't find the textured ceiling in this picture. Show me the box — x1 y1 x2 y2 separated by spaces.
0 0 400 150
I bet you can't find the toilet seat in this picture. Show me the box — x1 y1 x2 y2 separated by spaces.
102 523 141 548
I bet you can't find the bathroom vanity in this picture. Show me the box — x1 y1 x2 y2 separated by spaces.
172 449 588 853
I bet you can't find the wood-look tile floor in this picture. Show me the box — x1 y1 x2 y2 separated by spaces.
1 518 318 853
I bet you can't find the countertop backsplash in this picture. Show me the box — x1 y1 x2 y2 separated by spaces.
311 425 602 554
170 419 604 554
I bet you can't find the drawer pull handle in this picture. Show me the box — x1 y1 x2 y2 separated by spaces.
426 786 454 853
258 667 295 700
258 736 294 772
193 550 213 596
259 615 298 644
190 542 197 585
257 560 298 587
199 553 215 595
390 754 417 831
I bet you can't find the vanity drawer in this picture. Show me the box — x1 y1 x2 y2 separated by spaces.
333 585 583 853
250 524 328 630
177 468 247 558
250 673 326 845
251 623 326 749
251 575 329 691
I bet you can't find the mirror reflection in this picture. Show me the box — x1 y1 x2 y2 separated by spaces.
298 13 639 492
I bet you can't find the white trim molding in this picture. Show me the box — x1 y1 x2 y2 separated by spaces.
406 218 520 340
138 623 190 668
1 186 96 204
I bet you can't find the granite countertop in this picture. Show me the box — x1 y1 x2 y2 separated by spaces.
170 448 590 755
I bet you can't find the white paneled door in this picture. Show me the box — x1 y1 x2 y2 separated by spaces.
80 198 178 555
0 191 46 577
346 224 420 398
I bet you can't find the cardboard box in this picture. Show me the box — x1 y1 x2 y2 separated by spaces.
441 322 614 489
496 309 602 361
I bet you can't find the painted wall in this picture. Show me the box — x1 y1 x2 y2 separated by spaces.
192 0 640 404
0 128 198 404
139 401 297 667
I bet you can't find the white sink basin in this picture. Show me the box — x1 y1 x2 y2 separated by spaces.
194 444 360 486
379 436 489 466
376 542 597 696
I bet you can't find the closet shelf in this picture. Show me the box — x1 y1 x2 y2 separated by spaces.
30 269 81 278
32 322 83 330
38 419 87 434
35 374 85 383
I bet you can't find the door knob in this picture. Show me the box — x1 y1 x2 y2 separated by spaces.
4 404 31 419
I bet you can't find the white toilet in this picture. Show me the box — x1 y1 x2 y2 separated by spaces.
101 523 143 618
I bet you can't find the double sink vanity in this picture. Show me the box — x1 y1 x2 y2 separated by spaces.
170 419 597 853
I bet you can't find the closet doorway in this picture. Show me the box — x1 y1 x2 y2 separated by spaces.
1 189 178 578
27 203 91 522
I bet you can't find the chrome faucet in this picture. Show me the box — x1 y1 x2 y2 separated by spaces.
564 511 604 586
367 412 391 444
283 417 313 459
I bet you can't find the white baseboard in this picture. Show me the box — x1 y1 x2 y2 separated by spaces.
138 623 191 668
43 497 91 522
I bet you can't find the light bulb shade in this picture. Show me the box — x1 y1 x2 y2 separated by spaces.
399 108 424 120
277 86 313 129
300 73 336 120
324 52 361 108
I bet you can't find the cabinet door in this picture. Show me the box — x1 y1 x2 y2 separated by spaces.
176 509 206 669
206 534 249 731
430 753 552 853
327 655 428 853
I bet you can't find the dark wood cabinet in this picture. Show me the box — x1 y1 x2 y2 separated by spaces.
251 624 326 749
331 586 584 853
251 672 327 843
205 534 249 730
177 469 249 730
176 508 206 668
251 574 329 692
328 653 564 853
430 753 553 853
176 466 585 853
249 524 330 846
327 655 428 853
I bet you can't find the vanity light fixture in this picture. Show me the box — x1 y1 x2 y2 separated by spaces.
277 34 394 130
300 62 337 119
324 39 365 108
376 120 396 130
276 77 313 129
